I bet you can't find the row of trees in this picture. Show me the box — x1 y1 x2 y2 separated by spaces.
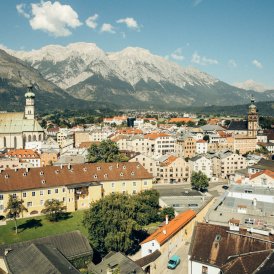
4 195 66 234
83 190 174 256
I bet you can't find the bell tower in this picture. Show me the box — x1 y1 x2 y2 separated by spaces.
247 95 258 138
24 84 35 120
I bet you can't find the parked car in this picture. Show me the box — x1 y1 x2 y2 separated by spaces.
167 255 180 269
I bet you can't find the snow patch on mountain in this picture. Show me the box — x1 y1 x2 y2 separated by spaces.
8 42 219 90
234 79 269 92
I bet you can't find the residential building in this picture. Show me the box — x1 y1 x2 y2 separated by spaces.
189 155 213 179
140 210 196 257
196 139 208 154
188 222 274 274
6 149 41 168
0 162 153 218
175 135 196 158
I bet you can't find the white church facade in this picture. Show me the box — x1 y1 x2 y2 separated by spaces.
0 85 45 149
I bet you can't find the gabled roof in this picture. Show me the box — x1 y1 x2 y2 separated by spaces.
144 132 170 140
135 250 161 267
89 251 144 274
160 155 178 166
6 149 40 159
141 210 196 245
250 159 274 172
5 243 80 274
169 118 193 123
250 170 274 180
227 120 248 131
0 162 153 192
0 231 92 260
189 223 274 272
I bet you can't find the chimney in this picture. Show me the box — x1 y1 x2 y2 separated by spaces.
25 167 29 173
68 163 71 170
165 214 169 225
60 164 63 169
163 229 167 235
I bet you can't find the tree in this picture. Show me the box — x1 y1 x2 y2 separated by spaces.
42 199 66 222
203 135 210 142
159 207 175 221
4 195 28 234
187 121 196 127
191 171 209 191
83 190 160 256
87 139 128 163
198 119 207 126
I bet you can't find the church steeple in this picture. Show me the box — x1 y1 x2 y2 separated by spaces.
24 84 35 120
247 95 258 138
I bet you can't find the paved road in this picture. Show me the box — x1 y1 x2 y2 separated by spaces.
157 242 190 274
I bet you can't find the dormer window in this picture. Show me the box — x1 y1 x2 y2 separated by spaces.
215 234 221 242
109 166 113 170
40 171 44 176
131 171 135 176
4 174 9 179
41 180 46 184
97 166 101 171
23 172 27 176
94 174 98 179
83 167 87 172
137 164 140 169
104 174 108 178
55 170 59 174
123 165 126 169
120 172 124 177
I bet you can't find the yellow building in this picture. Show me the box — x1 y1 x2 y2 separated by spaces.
0 162 153 218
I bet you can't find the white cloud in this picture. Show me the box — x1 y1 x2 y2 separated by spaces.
29 1 82 37
191 52 218 65
228 59 237 68
252 59 263 69
100 23 115 34
85 14 98 29
16 3 30 19
170 48 185 61
116 17 140 30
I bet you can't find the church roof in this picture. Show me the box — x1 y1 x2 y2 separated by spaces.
227 120 248 131
0 112 43 133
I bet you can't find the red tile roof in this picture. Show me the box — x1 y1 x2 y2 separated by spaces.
0 162 153 192
6 149 40 159
250 169 274 180
169 118 193 123
160 155 178 166
141 210 196 245
144 133 170 140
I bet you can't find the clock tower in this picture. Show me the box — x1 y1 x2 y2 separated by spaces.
247 96 258 138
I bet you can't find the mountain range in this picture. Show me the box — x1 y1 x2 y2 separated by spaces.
1 42 274 111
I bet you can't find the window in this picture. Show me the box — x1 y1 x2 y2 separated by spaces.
40 200 44 206
133 182 136 187
40 190 44 196
0 194 3 200
32 192 35 197
62 188 65 192
55 189 58 194
111 183 115 188
202 266 208 274
27 202 32 207
48 190 51 195
23 192 26 198
122 182 126 187
133 190 137 194
12 194 16 198
144 181 148 186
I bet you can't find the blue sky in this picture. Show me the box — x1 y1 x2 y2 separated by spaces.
1 0 274 88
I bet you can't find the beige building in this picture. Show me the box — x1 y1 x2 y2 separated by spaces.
175 135 196 158
0 86 44 149
0 162 153 218
233 135 257 154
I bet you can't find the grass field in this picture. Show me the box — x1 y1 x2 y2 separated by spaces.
0 210 88 245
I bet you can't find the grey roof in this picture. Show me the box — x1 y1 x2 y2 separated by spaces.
135 250 161 267
0 112 43 133
227 120 248 131
250 159 274 172
255 251 274 274
89 252 144 274
5 243 80 274
200 125 225 131
0 230 92 260
153 185 202 197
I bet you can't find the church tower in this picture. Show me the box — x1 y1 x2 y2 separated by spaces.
247 96 258 138
24 84 35 120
